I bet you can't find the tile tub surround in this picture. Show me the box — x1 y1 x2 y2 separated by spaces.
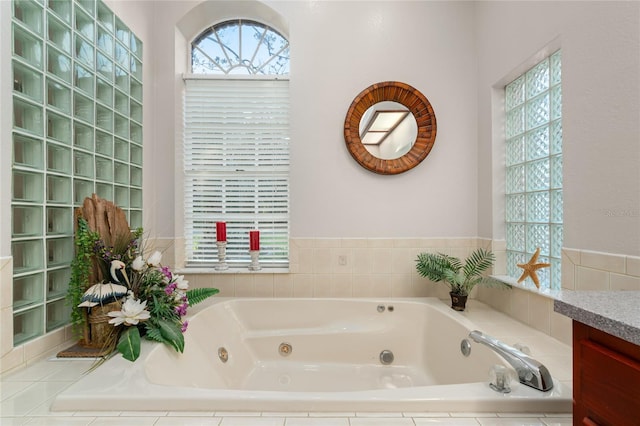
1 300 573 424
4 238 636 375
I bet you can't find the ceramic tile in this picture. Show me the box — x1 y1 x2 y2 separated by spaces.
402 412 451 417
560 249 580 266
495 413 546 418
273 275 294 297
262 412 308 417
211 275 236 297
284 418 349 426
254 275 275 297
371 248 393 274
71 411 122 416
0 417 32 425
308 412 355 417
352 249 373 274
1 307 15 358
296 248 314 274
88 417 158 425
234 275 255 297
0 382 69 416
549 311 572 346
0 257 13 310
527 295 551 334
219 417 284 426
312 275 332 297
541 418 572 426
349 418 415 426
168 411 216 417
575 266 609 290
214 412 263 417
292 274 313 297
355 412 404 417
369 274 392 297
339 238 369 249
477 419 545 426
626 255 640 277
391 248 415 274
24 416 96 425
610 273 640 290
329 274 352 297
3 360 58 382
119 411 169 416
312 239 342 249
366 239 394 248
0 347 26 375
580 250 625 273
38 360 94 382
413 419 481 425
391 274 413 297
454 412 499 417
0 381 32 401
154 417 221 425
508 288 529 325
312 248 332 274
330 248 352 274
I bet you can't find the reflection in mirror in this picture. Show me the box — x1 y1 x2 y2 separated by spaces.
359 101 418 160
344 81 437 175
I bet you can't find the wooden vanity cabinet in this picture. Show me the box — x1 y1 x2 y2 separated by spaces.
572 321 640 426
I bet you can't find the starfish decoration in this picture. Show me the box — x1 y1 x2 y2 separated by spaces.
516 247 551 289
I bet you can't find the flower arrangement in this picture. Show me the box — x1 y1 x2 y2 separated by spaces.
69 216 218 361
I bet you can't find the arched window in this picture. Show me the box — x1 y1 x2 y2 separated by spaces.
191 19 289 75
183 19 290 268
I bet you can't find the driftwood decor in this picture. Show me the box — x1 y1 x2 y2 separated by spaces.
59 194 134 356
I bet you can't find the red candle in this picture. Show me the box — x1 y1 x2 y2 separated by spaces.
216 222 226 242
249 230 260 251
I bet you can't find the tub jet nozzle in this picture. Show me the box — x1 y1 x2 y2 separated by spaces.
379 350 394 365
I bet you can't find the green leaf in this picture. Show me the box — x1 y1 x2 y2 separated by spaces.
158 319 185 353
117 327 141 362
186 287 219 306
144 322 165 343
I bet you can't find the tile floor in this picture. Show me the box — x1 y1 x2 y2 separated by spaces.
1 302 574 425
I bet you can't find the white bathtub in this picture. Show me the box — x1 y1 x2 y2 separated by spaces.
53 297 571 413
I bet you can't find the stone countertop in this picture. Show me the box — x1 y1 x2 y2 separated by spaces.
554 291 640 346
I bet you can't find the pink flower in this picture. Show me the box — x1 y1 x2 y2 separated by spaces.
181 321 189 333
161 266 172 280
164 282 177 295
175 302 188 317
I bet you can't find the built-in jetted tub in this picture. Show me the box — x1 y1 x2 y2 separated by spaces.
53 297 571 413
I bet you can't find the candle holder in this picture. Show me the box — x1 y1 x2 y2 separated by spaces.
248 250 261 271
215 241 229 271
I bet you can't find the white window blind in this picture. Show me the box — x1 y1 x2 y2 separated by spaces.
184 78 290 267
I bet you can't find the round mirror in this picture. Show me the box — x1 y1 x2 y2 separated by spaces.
344 81 437 175
359 101 418 160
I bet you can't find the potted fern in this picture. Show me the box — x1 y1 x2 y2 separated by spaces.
415 248 506 311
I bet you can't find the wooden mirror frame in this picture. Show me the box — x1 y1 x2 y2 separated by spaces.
344 81 437 175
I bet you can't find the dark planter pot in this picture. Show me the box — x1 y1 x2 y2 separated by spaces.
449 292 468 311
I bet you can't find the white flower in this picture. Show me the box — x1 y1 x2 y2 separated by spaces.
174 275 189 290
108 298 151 326
132 256 145 272
147 250 162 267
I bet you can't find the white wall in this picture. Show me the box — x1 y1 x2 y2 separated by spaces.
150 0 479 241
475 1 640 256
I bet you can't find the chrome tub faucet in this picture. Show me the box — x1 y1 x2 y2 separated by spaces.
468 330 554 392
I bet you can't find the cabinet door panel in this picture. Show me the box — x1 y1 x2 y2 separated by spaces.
578 339 640 426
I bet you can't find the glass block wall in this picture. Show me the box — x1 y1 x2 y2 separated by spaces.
505 51 562 290
11 0 143 345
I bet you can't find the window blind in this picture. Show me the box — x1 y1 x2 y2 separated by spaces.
184 78 290 267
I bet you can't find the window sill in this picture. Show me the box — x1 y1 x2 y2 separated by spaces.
491 275 565 301
175 267 290 274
